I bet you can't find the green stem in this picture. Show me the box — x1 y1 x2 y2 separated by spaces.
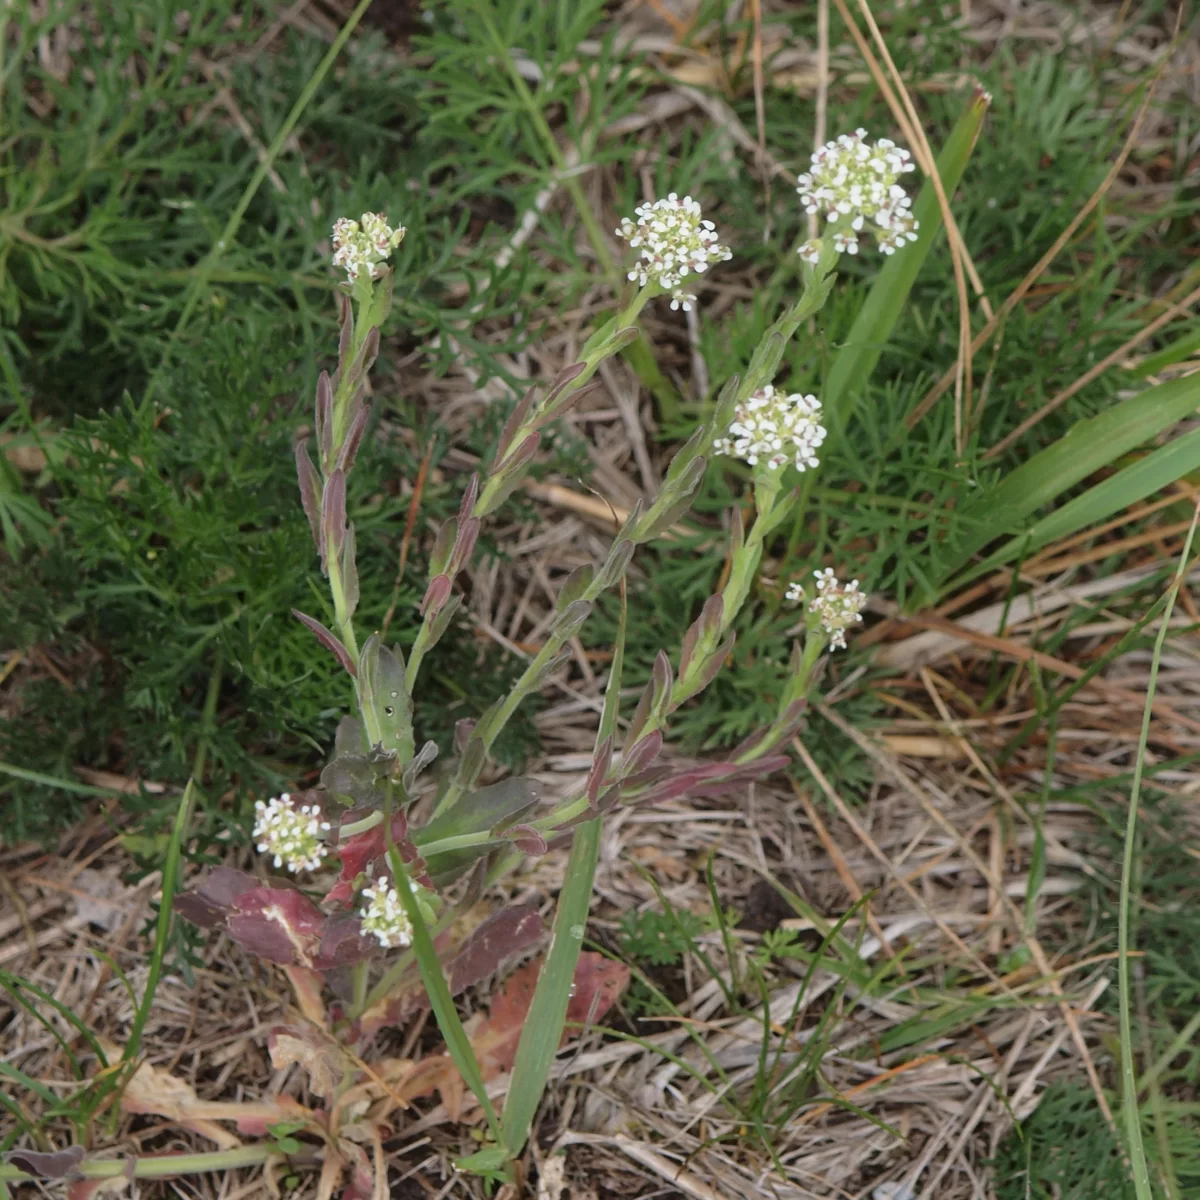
190 650 223 783
1117 505 1199 1200
325 548 361 665
0 1145 292 1184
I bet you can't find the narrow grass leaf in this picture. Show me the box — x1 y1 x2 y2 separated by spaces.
824 90 990 427
500 816 601 1158
0 971 109 1076
941 370 1200 585
949 422 1200 589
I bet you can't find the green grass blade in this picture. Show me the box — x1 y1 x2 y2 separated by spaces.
823 90 990 428
940 370 1200 587
1116 502 1200 1200
120 781 194 1068
383 825 503 1147
948 422 1200 590
500 816 601 1158
0 970 109 1077
1134 327 1200 378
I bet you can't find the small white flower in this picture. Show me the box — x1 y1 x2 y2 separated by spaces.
713 384 827 472
797 129 919 256
797 238 822 266
359 877 413 949
331 212 406 283
616 193 732 300
670 289 697 312
802 569 867 652
253 794 331 874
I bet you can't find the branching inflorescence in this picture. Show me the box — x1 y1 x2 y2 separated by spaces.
176 128 919 1185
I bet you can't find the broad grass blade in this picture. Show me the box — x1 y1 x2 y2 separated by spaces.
949 422 1200 589
823 90 990 428
940 370 1200 588
499 816 601 1157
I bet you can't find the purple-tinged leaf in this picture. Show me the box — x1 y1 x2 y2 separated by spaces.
734 698 808 759
315 371 334 466
174 866 257 930
729 504 745 556
620 730 663 779
495 430 539 479
402 740 439 792
449 516 480 577
419 777 542 846
324 811 430 907
429 519 458 577
454 718 475 756
227 887 325 967
321 468 347 575
420 573 452 618
623 755 790 810
651 650 673 716
554 599 593 641
541 360 587 410
595 538 635 590
506 824 547 855
662 424 707 487
495 389 534 462
447 905 544 994
426 592 462 646
586 736 613 806
625 676 654 749
557 564 593 612
314 914 380 969
636 456 706 542
294 437 321 552
457 473 480 526
540 375 603 423
292 609 356 677
336 400 370 474
342 523 359 620
680 595 724 676
6 1146 86 1179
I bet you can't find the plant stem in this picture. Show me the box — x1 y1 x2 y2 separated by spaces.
1117 501 1200 1200
0 1144 293 1183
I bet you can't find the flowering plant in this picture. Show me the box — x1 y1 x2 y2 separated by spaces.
176 155 914 1185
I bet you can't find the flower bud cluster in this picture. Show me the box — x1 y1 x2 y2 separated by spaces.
253 795 331 873
713 384 826 472
331 213 406 283
616 194 731 310
359 877 414 949
787 569 867 651
797 129 919 256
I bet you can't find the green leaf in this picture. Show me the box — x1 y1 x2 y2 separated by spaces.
824 90 990 428
357 634 416 764
940 370 1200 588
500 817 601 1158
949 420 1200 589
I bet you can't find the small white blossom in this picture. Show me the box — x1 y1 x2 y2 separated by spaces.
670 289 697 312
253 794 331 873
713 384 827 472
797 238 823 266
804 568 867 652
797 129 919 256
359 877 413 949
616 193 732 298
331 212 406 283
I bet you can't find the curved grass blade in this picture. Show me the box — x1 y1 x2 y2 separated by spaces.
947 422 1200 591
0 970 109 1077
823 90 990 429
940 370 1200 589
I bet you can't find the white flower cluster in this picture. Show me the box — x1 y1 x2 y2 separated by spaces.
797 129 919 256
359 877 414 949
253 795 331 873
713 384 827 472
616 193 731 309
331 212 406 283
788 569 867 651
